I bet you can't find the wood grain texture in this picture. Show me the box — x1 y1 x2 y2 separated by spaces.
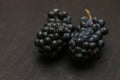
0 0 120 80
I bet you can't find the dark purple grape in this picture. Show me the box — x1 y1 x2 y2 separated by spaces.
34 39 40 47
92 17 98 23
92 34 99 41
83 42 89 49
48 18 55 23
49 27 55 33
75 53 83 58
57 39 63 46
62 33 70 41
80 21 86 27
48 11 55 18
62 11 68 18
37 31 43 39
98 19 105 26
42 27 49 32
53 8 59 14
98 40 104 48
80 16 88 22
101 27 109 35
44 37 52 44
89 42 96 49
35 39 44 47
42 32 48 37
96 30 102 39
54 33 60 39
76 38 83 45
92 24 98 31
75 46 82 53
57 12 63 20
51 40 58 48
44 46 51 51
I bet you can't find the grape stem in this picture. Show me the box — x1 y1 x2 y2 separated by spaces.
85 9 92 20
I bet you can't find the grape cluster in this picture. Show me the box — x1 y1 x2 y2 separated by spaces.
34 9 74 57
69 16 109 61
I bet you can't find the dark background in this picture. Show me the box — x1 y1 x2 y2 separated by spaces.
0 0 120 80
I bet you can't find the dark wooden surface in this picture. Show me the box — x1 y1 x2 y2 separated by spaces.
0 0 120 80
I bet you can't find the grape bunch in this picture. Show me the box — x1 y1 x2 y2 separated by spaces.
69 9 109 61
34 9 74 57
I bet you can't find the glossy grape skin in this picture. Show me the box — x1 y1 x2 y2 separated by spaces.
43 32 48 37
75 46 82 53
44 46 51 51
62 33 70 41
37 31 43 39
80 21 86 27
69 15 109 61
34 39 40 47
34 39 44 47
89 42 96 49
76 38 83 45
80 16 88 22
98 19 105 26
98 40 104 48
44 37 52 44
57 12 63 20
53 8 59 14
49 27 55 33
48 11 55 18
83 42 89 49
101 27 109 35
92 34 99 41
62 11 68 18
96 30 102 37
35 9 74 58
92 24 98 31
57 40 63 46
92 17 98 23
